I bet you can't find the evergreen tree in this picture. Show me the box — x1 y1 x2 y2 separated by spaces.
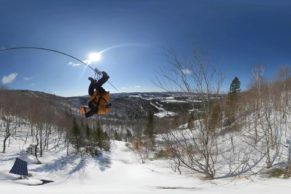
187 112 195 129
144 109 155 146
84 123 92 153
104 131 109 140
230 76 241 94
126 129 133 142
71 117 82 152
145 109 154 136
93 121 111 151
95 121 104 148
228 76 241 106
80 119 85 129
85 123 91 140
226 77 241 128
209 102 222 132
114 130 121 141
102 131 111 152
171 115 181 129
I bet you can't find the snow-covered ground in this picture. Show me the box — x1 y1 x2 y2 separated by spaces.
150 102 177 118
1 140 291 194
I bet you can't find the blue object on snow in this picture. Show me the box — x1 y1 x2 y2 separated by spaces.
9 158 28 176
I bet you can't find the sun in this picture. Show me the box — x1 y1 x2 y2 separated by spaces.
87 52 102 64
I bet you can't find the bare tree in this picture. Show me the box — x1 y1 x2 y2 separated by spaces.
249 65 265 143
0 90 17 153
158 51 272 179
157 51 225 178
1 111 15 153
276 65 291 119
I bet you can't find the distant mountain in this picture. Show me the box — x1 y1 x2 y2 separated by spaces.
66 92 206 120
0 89 218 128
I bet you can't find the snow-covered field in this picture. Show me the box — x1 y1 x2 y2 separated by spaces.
1 139 291 194
150 102 177 118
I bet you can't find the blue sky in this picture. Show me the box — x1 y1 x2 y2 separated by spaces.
0 0 291 96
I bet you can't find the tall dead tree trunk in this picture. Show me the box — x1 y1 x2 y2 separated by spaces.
2 115 13 153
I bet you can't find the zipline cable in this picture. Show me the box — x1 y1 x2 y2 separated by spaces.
0 46 119 91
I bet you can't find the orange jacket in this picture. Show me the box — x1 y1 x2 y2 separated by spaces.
90 90 110 115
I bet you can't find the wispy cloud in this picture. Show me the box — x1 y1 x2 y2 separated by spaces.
1 73 18 84
182 68 192 75
23 76 33 81
68 61 82 67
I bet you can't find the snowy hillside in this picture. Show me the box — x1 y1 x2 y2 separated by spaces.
1 138 291 194
1 88 291 193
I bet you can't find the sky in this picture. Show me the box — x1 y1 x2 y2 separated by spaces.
0 0 291 96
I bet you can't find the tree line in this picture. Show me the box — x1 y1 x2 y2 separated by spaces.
0 90 110 162
156 51 291 179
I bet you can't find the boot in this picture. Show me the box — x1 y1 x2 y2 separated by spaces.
102 71 110 80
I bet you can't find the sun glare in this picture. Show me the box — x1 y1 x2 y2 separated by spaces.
87 52 102 64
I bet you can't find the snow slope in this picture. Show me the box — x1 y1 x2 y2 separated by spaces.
1 140 291 194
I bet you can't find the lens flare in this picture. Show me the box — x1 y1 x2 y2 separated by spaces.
86 52 102 64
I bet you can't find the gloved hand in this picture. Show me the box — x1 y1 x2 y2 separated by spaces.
94 68 102 75
88 77 96 82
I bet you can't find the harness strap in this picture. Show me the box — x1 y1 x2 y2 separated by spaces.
89 91 109 113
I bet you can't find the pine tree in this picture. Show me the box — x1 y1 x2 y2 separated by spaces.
95 121 104 148
228 76 241 106
209 102 222 132
85 123 91 140
126 129 133 142
226 77 241 128
71 117 82 152
230 77 241 94
114 130 121 141
84 123 92 153
102 131 111 152
93 121 111 151
145 109 154 136
187 112 195 129
104 131 109 140
144 109 155 147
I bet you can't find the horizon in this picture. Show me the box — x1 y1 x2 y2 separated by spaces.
1 0 291 97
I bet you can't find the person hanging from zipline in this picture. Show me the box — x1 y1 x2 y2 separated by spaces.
80 71 112 118
0 46 115 117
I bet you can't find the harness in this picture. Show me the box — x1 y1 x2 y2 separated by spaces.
89 90 110 115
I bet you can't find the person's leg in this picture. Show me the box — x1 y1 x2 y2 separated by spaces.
95 72 109 88
88 72 109 95
88 78 96 96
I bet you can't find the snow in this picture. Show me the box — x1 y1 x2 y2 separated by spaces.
161 97 188 103
1 104 291 193
150 102 177 118
154 111 177 118
0 139 291 194
0 140 195 194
